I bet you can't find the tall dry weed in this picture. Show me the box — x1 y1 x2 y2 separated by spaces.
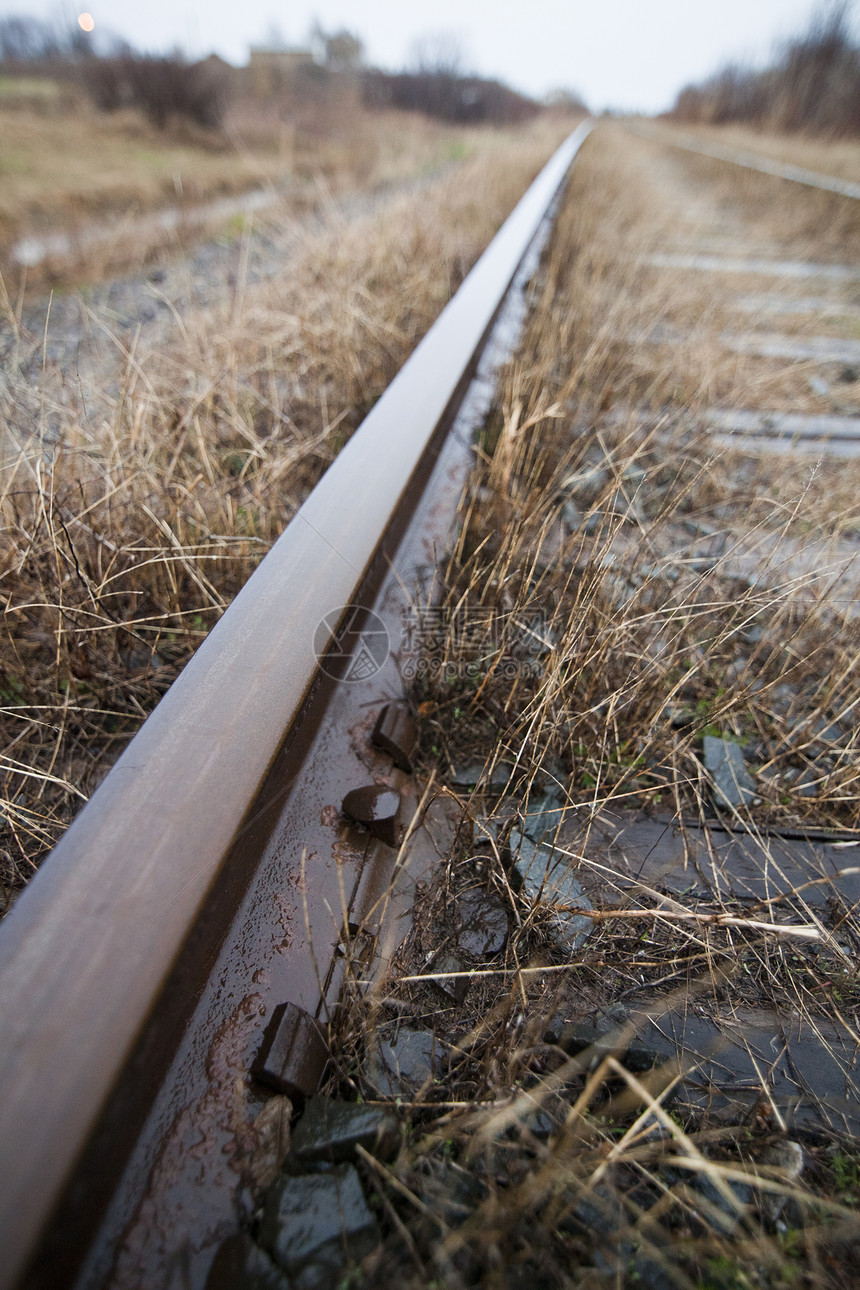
0 117 572 908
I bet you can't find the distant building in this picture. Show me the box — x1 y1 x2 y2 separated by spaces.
198 52 234 76
247 46 314 96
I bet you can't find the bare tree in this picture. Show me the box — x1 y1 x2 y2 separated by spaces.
0 14 62 61
669 0 860 136
408 30 471 77
85 53 227 130
0 11 128 66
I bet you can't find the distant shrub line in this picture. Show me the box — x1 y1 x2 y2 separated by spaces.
85 55 227 130
670 3 860 137
0 11 558 131
362 70 539 126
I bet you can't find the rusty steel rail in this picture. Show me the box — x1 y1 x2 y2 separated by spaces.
0 120 595 1289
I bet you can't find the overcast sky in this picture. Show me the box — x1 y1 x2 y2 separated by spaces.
13 0 860 112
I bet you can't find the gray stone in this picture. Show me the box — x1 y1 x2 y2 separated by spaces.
794 767 821 798
703 735 757 809
366 1028 443 1097
788 716 845 750
520 1108 557 1140
451 761 515 793
524 624 560 658
759 1140 804 1224
692 1175 754 1235
430 951 470 1002
568 1184 625 1239
291 1096 399 1165
472 815 498 847
769 684 799 715
519 792 565 845
606 488 642 523
546 1018 659 1073
456 889 508 956
561 464 609 499
812 718 845 746
530 518 569 570
681 518 722 538
205 1233 291 1290
247 1096 293 1190
259 1164 378 1283
561 498 583 530
510 830 594 951
414 1165 487 1227
252 1001 330 1099
638 562 679 583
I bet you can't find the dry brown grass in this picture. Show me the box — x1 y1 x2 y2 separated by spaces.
0 92 490 285
318 123 860 1289
0 115 573 912
5 109 859 1283
657 122 860 185
645 123 860 261
414 122 860 832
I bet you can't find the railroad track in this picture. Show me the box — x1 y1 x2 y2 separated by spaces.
0 120 595 1290
2 118 860 1290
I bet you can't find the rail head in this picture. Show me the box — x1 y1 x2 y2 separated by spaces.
0 120 596 1290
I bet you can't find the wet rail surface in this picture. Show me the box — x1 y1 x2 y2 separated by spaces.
0 121 595 1290
3 116 860 1289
